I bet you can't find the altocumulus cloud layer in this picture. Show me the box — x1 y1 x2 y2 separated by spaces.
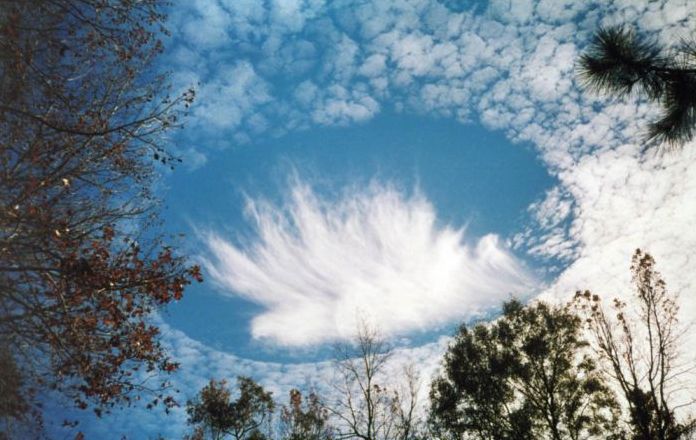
45 317 448 438
203 181 534 345
174 0 696 343
47 0 696 436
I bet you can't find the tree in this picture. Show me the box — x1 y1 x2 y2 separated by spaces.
574 250 696 440
430 300 623 440
0 345 34 439
0 0 199 427
578 26 696 147
279 389 333 440
186 377 275 440
328 322 423 440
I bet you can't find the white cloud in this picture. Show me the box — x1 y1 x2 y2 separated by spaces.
488 0 535 24
44 0 696 436
358 54 387 78
44 316 450 439
269 0 318 33
180 0 233 48
191 62 272 131
202 180 535 346
312 94 379 125
305 85 381 125
164 0 696 369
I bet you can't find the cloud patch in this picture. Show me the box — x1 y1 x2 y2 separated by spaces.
165 0 696 387
202 180 535 346
44 0 696 436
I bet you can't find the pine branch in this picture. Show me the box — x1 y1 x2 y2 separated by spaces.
578 26 696 148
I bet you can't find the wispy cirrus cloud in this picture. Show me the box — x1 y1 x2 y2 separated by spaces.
45 0 696 437
167 0 696 402
202 179 536 346
174 0 696 421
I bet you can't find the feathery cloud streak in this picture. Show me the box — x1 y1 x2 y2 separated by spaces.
168 0 696 366
203 180 535 346
44 0 696 436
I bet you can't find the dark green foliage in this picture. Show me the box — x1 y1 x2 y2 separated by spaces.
578 26 696 147
186 377 275 440
429 300 623 440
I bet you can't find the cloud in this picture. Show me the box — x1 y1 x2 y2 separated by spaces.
202 179 535 346
166 0 696 152
167 0 696 386
164 0 696 399
43 314 450 439
190 62 272 132
310 86 380 125
43 0 696 436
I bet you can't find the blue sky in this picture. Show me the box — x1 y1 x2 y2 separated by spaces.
47 0 696 438
162 111 552 360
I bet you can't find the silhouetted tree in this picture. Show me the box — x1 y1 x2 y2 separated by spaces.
0 0 199 430
578 26 696 147
575 250 696 440
430 300 623 440
186 377 275 440
0 345 33 438
279 389 333 440
328 322 423 440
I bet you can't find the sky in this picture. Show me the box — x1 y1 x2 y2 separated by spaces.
45 0 696 438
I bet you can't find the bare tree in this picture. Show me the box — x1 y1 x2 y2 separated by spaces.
328 321 422 440
575 249 696 440
391 365 421 440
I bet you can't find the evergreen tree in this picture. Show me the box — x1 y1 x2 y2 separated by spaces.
578 26 696 147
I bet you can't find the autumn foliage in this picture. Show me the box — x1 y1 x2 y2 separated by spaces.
279 389 333 440
0 0 199 427
575 250 695 439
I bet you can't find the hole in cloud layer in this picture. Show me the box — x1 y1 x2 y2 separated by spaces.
202 178 537 346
